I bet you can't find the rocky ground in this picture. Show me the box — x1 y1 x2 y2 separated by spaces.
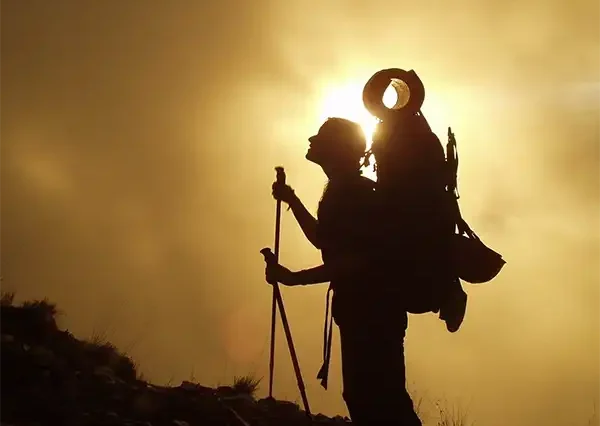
1 296 349 426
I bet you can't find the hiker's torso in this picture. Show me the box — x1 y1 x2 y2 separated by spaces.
315 168 455 321
316 174 376 268
316 174 396 324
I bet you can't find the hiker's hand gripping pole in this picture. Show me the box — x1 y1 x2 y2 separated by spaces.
264 166 311 416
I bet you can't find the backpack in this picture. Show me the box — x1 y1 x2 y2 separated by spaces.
361 68 506 315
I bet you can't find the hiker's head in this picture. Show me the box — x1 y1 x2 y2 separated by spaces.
306 118 367 173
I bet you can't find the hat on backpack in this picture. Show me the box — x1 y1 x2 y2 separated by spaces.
363 68 425 121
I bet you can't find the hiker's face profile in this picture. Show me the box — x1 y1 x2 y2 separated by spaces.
306 135 338 165
306 136 362 169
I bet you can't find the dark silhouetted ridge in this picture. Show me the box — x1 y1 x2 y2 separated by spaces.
0 294 349 426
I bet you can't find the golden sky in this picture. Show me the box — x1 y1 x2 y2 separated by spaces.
2 1 599 425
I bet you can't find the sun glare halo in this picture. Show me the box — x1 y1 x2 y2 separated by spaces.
317 82 399 148
316 82 399 178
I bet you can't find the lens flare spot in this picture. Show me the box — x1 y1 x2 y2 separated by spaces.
222 305 265 368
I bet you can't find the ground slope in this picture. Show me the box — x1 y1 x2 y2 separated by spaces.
0 297 349 426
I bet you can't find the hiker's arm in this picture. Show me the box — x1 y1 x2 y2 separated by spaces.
289 264 330 285
291 256 373 285
264 262 327 286
272 182 320 249
287 195 320 249
264 255 372 286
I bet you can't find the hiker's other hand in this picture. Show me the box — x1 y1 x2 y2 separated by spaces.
265 262 297 286
261 248 296 286
272 181 297 205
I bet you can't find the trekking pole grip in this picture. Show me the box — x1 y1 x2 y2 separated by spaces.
275 166 286 185
273 166 286 259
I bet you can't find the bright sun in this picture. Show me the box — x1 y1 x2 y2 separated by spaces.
317 81 399 178
318 82 399 149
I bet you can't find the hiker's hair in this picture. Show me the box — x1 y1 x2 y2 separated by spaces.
321 117 368 162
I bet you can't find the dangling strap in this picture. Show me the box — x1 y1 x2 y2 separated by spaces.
447 127 478 240
316 284 334 390
446 127 460 200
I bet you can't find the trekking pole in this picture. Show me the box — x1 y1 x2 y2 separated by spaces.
267 167 284 399
263 166 311 416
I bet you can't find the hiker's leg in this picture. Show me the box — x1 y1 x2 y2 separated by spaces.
339 327 421 426
379 331 422 426
339 317 422 426
338 324 370 425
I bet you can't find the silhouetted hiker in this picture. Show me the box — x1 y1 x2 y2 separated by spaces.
263 117 422 426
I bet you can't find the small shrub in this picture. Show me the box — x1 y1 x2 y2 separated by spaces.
1 291 15 306
90 329 109 346
232 374 262 398
435 398 473 426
